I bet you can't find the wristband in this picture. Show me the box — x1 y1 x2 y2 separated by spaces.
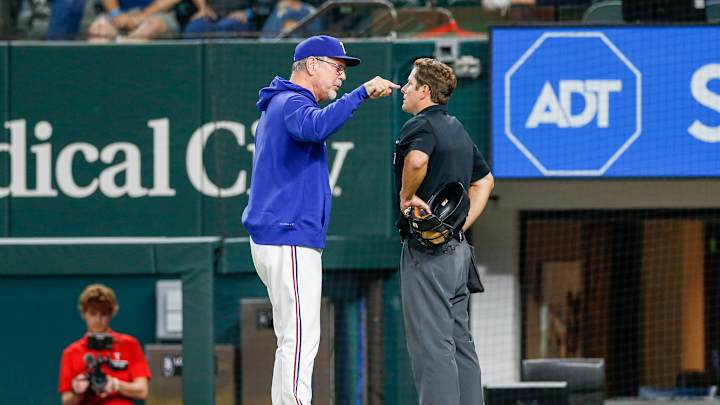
109 8 121 18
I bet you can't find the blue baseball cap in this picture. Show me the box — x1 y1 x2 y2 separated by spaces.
293 35 361 67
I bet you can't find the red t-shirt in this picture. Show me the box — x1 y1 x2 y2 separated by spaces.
58 330 152 405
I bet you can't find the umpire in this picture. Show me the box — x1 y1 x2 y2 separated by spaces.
394 58 494 405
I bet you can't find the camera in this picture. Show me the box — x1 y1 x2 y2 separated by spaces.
87 333 113 350
84 334 128 396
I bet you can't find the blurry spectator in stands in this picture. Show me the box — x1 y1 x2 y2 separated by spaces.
260 0 318 38
88 0 182 41
182 0 256 38
48 0 86 39
182 0 318 39
482 0 511 9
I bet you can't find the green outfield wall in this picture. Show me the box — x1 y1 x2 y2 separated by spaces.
0 39 488 240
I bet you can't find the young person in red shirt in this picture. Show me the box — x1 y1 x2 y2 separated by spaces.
58 284 151 405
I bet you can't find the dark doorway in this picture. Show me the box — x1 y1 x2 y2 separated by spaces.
705 222 720 385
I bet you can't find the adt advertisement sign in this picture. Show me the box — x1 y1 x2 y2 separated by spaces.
492 27 720 178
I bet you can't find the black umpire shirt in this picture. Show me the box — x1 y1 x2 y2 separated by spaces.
394 104 490 235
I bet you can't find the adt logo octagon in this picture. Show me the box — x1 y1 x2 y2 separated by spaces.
505 32 641 176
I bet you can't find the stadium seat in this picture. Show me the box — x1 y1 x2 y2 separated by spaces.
522 358 606 405
582 0 622 22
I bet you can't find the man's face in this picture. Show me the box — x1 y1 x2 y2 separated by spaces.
82 305 112 334
401 69 424 115
313 57 347 101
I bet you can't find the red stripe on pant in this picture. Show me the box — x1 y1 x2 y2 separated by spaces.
291 246 302 405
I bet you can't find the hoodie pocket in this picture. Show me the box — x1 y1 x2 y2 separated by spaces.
321 195 327 228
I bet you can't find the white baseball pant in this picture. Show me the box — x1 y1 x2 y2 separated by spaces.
250 238 323 405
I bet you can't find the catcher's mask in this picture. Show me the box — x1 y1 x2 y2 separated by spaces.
405 182 470 247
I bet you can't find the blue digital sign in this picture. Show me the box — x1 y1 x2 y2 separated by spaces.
491 27 720 178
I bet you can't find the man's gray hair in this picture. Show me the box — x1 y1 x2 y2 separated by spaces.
292 58 309 73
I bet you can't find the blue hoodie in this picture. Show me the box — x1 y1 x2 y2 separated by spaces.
242 76 369 248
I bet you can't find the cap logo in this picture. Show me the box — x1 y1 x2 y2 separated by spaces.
339 41 346 54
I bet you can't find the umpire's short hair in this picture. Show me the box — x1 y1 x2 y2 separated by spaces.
78 283 119 316
412 58 457 105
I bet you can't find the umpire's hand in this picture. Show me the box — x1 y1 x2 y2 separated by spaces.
400 194 431 215
363 76 400 99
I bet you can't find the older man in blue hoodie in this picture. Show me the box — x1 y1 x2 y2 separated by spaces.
242 35 398 405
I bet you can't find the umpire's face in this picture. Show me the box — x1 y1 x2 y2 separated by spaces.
401 68 426 115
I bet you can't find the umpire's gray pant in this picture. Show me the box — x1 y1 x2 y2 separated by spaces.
401 238 484 405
